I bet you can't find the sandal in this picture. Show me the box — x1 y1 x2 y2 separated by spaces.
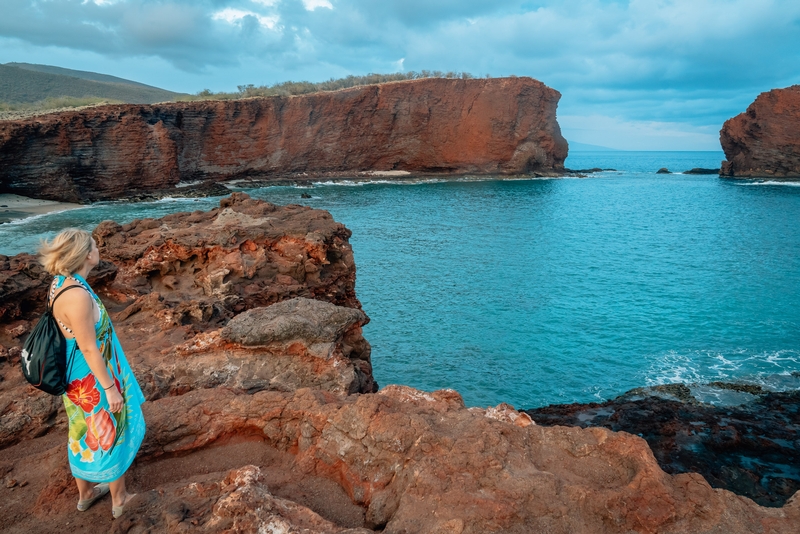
77 483 109 512
112 493 136 520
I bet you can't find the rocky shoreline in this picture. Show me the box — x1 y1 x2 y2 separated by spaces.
525 381 800 508
1 194 798 532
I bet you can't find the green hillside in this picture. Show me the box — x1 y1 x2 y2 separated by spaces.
0 63 183 106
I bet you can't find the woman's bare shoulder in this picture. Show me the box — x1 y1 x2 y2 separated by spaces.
52 280 93 307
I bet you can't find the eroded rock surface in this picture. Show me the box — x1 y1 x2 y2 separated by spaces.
720 85 800 178
0 77 568 202
0 194 374 451
2 386 798 533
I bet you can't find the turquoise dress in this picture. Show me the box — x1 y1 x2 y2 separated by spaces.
52 274 146 483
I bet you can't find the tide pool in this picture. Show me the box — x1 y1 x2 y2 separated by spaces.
2 150 799 408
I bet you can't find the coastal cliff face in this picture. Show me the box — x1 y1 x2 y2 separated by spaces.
0 77 568 202
1 196 798 533
720 85 800 178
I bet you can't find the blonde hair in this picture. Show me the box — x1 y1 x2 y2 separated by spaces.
38 228 93 276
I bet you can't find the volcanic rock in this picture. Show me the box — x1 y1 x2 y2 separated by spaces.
656 167 672 174
720 85 800 178
525 384 800 507
683 168 721 175
0 77 568 202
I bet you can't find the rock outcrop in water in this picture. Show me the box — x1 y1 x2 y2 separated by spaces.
0 77 568 202
1 195 798 532
720 85 800 178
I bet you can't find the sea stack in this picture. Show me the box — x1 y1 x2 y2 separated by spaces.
720 85 800 178
0 77 568 202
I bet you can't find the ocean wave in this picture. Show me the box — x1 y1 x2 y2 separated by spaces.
736 180 800 187
311 178 447 186
643 348 800 392
0 204 92 226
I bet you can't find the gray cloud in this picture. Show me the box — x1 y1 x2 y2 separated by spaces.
1 0 799 148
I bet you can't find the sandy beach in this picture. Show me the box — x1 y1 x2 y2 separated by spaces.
0 193 83 224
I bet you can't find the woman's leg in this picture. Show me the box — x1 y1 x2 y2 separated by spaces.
109 475 134 508
75 477 96 501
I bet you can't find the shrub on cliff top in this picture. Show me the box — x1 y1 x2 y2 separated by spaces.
182 71 480 101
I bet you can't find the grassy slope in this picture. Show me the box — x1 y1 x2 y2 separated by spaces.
0 64 182 105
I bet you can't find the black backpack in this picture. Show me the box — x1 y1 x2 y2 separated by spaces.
20 284 82 395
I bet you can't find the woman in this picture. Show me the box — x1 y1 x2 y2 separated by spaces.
39 228 145 519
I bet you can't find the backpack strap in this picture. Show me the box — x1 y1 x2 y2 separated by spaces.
49 282 93 336
48 284 85 310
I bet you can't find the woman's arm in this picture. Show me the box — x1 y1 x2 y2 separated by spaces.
56 287 124 413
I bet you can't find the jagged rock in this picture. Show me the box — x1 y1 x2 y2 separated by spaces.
720 85 800 178
112 466 373 534
0 77 568 202
0 194 375 450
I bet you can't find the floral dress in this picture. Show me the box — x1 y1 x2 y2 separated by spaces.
52 274 146 483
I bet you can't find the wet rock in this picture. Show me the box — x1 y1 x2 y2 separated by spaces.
683 168 721 175
525 384 800 507
656 167 672 174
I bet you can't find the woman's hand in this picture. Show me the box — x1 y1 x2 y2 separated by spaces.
106 386 124 413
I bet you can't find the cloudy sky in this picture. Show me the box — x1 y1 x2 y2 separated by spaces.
1 0 798 150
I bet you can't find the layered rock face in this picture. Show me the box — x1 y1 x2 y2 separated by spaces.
1 195 798 532
720 85 800 178
0 77 568 202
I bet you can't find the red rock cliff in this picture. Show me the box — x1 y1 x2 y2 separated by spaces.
720 85 800 178
0 77 568 202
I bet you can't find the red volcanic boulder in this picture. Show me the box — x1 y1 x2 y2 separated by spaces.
0 77 567 202
720 85 800 178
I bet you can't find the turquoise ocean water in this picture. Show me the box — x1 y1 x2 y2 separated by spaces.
2 150 799 408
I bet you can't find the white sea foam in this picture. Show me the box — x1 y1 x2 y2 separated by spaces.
175 180 204 188
736 180 800 187
0 205 92 226
644 348 800 394
310 178 446 186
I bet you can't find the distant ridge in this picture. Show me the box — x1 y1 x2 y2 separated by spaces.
0 63 183 105
568 141 620 151
7 63 170 91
